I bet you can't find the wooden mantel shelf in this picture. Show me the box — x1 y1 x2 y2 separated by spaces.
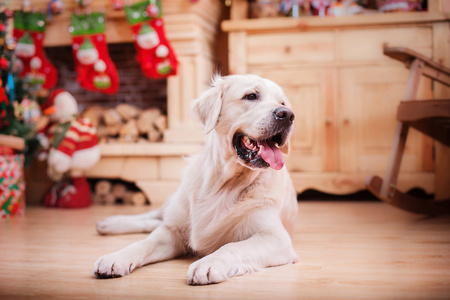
85 141 204 205
222 12 450 32
10 0 222 48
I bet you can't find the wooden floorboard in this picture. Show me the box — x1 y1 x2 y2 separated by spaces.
1 202 450 299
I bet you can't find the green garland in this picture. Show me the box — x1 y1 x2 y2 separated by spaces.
70 12 106 36
13 10 46 33
124 0 162 25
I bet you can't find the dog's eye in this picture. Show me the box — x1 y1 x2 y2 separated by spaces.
243 93 258 101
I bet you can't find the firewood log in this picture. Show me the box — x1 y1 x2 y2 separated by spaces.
105 125 121 136
112 183 127 199
103 108 123 126
136 108 161 134
130 191 147 206
95 180 112 196
147 127 162 142
93 193 116 205
82 106 104 128
119 119 139 143
123 191 134 205
153 115 167 132
116 103 141 121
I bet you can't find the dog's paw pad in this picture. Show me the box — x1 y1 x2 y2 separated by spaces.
96 216 124 235
187 258 231 285
93 254 135 278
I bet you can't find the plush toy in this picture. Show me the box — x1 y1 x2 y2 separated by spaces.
38 89 100 208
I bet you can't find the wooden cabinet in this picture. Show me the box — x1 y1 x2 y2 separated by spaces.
339 65 433 173
254 68 337 173
222 12 450 195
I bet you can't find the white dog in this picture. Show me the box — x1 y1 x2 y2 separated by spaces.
93 74 299 285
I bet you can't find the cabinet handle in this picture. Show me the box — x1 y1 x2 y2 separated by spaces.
343 117 350 125
326 117 333 125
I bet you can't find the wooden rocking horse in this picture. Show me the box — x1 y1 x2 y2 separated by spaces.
366 46 450 215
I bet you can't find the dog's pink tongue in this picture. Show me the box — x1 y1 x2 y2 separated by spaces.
257 140 284 170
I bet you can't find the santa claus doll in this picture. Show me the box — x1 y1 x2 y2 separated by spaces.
38 89 100 208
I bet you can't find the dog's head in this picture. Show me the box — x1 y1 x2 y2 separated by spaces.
191 74 295 171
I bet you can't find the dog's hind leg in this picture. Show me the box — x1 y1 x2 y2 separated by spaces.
96 209 163 235
93 224 185 278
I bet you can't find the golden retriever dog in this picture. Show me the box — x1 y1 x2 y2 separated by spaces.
93 74 298 285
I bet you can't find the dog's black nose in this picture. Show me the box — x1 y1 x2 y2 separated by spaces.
273 107 295 123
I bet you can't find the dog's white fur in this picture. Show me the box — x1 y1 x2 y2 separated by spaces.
93 74 298 285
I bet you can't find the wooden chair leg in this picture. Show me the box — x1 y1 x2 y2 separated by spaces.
379 58 421 199
379 122 409 198
366 175 450 215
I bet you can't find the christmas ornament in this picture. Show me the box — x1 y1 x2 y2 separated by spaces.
47 0 65 22
0 87 9 131
377 0 423 12
310 0 331 17
70 12 119 94
38 89 100 208
111 0 125 10
125 0 178 78
13 10 58 89
0 57 9 70
146 0 160 17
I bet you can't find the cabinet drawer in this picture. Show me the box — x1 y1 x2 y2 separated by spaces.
339 27 432 62
247 31 335 66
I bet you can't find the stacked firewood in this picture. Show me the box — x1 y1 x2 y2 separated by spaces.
82 104 167 143
93 180 148 206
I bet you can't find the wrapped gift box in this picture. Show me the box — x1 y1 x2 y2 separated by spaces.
0 152 26 218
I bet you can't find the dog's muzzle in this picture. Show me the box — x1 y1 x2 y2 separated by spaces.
233 107 295 170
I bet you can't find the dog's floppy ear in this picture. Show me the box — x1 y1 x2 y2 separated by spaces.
191 75 224 134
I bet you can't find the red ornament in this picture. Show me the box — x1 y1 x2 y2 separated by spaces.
4 9 13 18
146 4 159 17
111 0 125 10
0 58 9 70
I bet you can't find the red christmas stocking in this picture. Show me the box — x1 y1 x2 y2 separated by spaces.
13 10 58 89
70 12 119 94
125 1 177 78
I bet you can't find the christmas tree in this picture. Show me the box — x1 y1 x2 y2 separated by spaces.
0 9 39 164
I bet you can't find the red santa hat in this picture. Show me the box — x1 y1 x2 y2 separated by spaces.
41 89 66 115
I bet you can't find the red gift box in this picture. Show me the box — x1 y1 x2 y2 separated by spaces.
0 153 26 218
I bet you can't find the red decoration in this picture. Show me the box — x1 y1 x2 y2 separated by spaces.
0 57 9 70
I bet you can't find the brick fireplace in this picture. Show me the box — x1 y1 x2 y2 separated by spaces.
46 43 168 113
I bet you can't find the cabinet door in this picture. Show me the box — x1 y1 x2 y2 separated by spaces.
251 68 337 172
339 65 433 173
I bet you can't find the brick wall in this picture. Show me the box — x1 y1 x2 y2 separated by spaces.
45 43 167 113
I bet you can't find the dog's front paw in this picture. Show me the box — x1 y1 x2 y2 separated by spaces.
93 252 136 278
96 216 126 235
187 256 240 285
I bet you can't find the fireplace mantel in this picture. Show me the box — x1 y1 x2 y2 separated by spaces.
16 0 224 206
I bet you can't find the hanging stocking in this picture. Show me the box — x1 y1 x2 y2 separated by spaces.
125 0 177 78
13 10 58 89
70 12 119 94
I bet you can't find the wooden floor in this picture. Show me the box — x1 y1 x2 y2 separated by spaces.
1 201 450 299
